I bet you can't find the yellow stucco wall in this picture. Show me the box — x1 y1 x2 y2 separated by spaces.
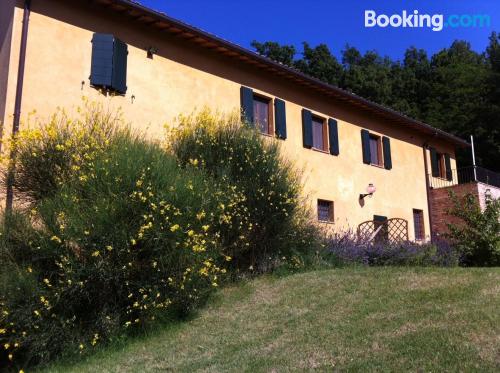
1 0 460 240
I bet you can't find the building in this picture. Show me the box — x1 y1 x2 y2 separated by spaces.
2 0 495 241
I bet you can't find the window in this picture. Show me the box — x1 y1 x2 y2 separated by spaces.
253 95 272 135
312 116 327 151
90 33 128 94
317 200 334 222
369 134 383 166
413 209 425 240
436 152 446 179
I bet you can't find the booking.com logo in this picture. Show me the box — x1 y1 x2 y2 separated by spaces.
365 10 491 32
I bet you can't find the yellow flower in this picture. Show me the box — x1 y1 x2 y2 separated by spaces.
130 239 137 245
106 245 113 251
202 225 210 232
79 344 84 350
0 329 6 334
8 353 13 361
4 343 10 349
27 267 32 273
187 230 195 237
91 250 100 257
170 224 180 232
50 235 62 243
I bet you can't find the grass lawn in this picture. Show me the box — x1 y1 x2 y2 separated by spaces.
41 267 500 372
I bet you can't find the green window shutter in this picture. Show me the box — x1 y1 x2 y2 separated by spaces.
374 215 387 223
274 98 287 139
111 38 128 94
361 129 371 164
90 33 127 94
240 86 254 125
444 153 452 181
91 33 115 89
382 136 392 170
302 109 313 148
328 118 339 156
430 147 439 177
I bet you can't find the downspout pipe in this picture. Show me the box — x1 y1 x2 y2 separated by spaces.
5 0 31 212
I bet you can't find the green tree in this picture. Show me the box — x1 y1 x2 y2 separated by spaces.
294 42 343 86
251 40 296 66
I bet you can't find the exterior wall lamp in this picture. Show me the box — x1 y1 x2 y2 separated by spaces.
359 183 376 200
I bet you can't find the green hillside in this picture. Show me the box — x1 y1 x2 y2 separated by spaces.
42 267 500 372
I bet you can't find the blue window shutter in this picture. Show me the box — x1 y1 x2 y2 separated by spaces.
90 33 127 94
111 38 128 94
91 33 114 88
240 86 254 125
361 129 371 164
302 109 313 148
328 118 339 156
274 98 287 139
382 136 392 170
430 147 439 177
444 153 452 181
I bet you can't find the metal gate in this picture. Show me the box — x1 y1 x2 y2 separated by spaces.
357 218 408 243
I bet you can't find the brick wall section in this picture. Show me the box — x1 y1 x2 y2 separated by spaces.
429 182 479 238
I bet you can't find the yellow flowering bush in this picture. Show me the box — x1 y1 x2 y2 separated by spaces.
168 109 320 272
0 106 320 370
0 108 238 370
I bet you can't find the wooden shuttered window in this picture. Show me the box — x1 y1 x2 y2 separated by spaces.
90 33 128 94
362 129 392 169
430 148 453 180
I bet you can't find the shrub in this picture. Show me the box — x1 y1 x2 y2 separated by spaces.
0 105 322 369
325 231 460 267
3 101 118 204
445 192 500 266
0 109 238 369
167 110 320 272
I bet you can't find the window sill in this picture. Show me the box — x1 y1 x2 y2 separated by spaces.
432 176 451 181
370 163 385 169
318 220 335 224
259 132 274 138
312 147 329 154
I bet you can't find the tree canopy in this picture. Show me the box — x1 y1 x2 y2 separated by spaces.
252 33 500 171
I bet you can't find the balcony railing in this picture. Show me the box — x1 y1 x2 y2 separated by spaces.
429 166 500 189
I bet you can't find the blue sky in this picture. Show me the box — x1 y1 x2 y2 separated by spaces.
141 0 499 61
